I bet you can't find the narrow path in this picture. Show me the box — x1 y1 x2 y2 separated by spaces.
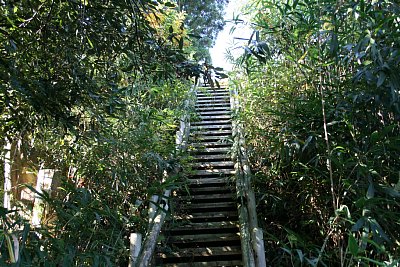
156 87 242 266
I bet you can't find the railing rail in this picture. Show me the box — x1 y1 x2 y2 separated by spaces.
230 87 266 267
130 85 196 267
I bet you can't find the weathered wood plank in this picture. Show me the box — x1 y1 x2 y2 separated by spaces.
196 110 231 116
191 125 232 130
169 221 239 232
187 177 228 185
192 161 234 168
191 120 232 126
191 130 232 135
168 232 240 243
191 147 231 153
158 246 242 258
197 114 231 120
161 260 243 267
191 169 236 176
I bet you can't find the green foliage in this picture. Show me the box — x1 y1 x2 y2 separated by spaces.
0 0 213 265
177 0 229 62
231 0 400 265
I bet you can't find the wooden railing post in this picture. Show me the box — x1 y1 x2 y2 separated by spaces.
128 233 142 267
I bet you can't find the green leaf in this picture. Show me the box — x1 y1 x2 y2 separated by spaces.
179 37 184 50
377 71 385 87
348 234 359 256
370 130 379 143
367 181 375 199
164 2 176 8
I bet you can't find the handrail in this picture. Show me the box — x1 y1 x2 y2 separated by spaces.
130 84 196 267
230 87 266 267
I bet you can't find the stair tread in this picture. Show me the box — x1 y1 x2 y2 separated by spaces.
186 186 234 194
160 260 243 267
197 111 231 116
192 161 234 168
175 210 238 218
156 86 241 266
169 221 239 231
191 169 235 176
158 246 242 259
180 192 235 198
191 147 230 153
196 102 230 106
169 232 240 243
191 154 232 160
196 107 231 112
197 94 229 98
191 125 232 130
191 121 232 126
190 142 231 147
191 130 232 135
196 101 230 105
197 115 231 120
181 202 236 211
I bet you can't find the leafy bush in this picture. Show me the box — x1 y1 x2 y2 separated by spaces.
231 0 400 265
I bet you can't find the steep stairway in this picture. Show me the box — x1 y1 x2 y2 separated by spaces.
156 87 243 266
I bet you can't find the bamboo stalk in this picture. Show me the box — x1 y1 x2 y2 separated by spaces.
32 169 55 227
3 141 12 210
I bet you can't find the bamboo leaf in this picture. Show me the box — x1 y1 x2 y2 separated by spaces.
348 234 359 256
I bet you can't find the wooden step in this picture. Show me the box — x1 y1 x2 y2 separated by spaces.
191 125 232 130
191 120 231 126
192 161 234 168
197 115 231 120
197 91 230 95
187 177 229 186
196 99 230 105
160 260 243 267
197 92 230 96
179 193 235 203
168 233 241 248
191 147 230 153
196 102 230 106
189 138 232 145
197 110 231 116
191 169 235 176
187 186 234 194
196 107 230 112
191 129 232 135
191 154 232 161
181 202 237 213
196 105 231 110
158 246 242 264
196 96 230 102
190 142 231 148
174 211 239 223
169 221 239 234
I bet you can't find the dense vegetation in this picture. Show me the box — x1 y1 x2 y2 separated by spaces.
0 0 226 265
2 0 399 266
231 0 400 265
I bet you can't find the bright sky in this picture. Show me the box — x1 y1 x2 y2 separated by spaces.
209 0 252 71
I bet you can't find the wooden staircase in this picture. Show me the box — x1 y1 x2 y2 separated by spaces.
156 87 243 266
